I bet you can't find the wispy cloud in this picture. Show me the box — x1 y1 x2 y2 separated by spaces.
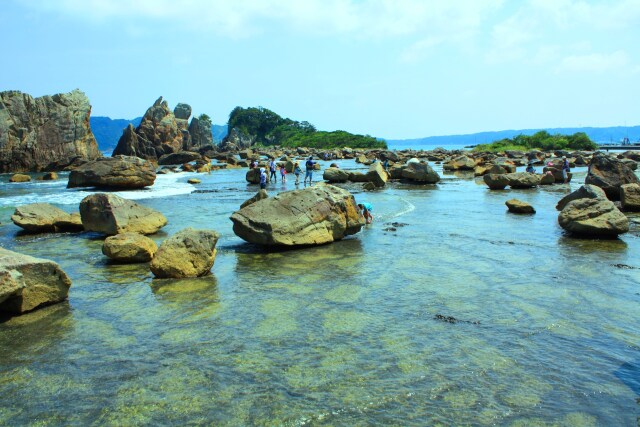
557 50 630 73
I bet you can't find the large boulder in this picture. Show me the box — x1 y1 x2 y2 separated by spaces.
230 184 365 246
173 103 192 120
556 184 607 211
323 167 350 183
67 155 156 189
558 198 629 238
188 115 214 148
585 152 639 200
366 162 387 187
11 203 83 233
348 171 369 182
158 151 201 165
102 232 158 263
620 183 640 211
240 189 268 209
79 193 167 235
506 172 540 189
401 162 440 183
443 155 475 171
483 173 510 190
150 228 220 278
246 167 270 184
0 247 71 314
0 89 101 173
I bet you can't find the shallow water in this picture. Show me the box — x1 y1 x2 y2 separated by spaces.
1 160 639 426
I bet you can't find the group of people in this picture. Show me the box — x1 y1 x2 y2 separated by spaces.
527 156 571 184
256 156 318 189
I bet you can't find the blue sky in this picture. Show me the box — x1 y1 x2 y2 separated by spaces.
2 0 639 139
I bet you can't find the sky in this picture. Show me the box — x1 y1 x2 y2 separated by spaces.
2 0 639 140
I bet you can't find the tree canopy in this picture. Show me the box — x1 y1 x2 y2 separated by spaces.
473 131 597 152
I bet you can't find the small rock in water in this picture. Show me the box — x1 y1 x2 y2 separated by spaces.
611 263 636 270
434 314 480 325
383 227 397 232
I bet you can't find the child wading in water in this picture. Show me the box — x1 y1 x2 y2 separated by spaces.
294 162 302 185
280 165 287 183
358 203 373 224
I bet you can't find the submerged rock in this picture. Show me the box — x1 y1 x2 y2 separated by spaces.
585 152 639 200
0 247 71 315
150 228 220 278
505 199 535 214
558 198 629 238
230 184 365 246
11 203 83 233
79 193 167 236
102 233 158 263
67 155 156 189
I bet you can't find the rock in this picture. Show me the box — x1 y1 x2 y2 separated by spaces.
0 269 25 305
556 184 607 211
620 158 637 171
188 115 214 148
173 103 192 120
401 162 440 183
366 162 387 187
40 172 58 181
323 167 350 183
246 167 269 184
0 247 71 314
543 166 571 183
67 155 156 189
620 183 640 211
102 232 158 263
0 89 101 173
443 155 475 171
11 203 82 233
505 199 535 214
158 151 201 165
230 184 364 246
558 198 629 238
221 128 256 150
79 193 168 236
585 152 639 200
483 173 510 190
487 164 509 174
355 155 368 164
187 178 201 184
348 171 369 182
240 189 269 209
363 182 376 191
539 173 555 185
150 228 220 278
506 172 540 188
9 173 30 182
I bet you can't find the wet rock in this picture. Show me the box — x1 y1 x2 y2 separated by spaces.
79 193 167 236
150 228 220 278
323 167 350 183
158 151 201 165
40 172 58 181
348 171 369 182
443 155 475 171
505 199 535 214
585 152 639 200
366 162 387 187
102 232 158 263
558 198 629 238
11 203 82 233
483 173 510 190
67 155 156 189
9 174 31 182
187 178 201 184
434 314 480 325
401 161 440 183
230 184 364 246
0 247 71 314
240 189 268 209
620 183 640 211
539 173 555 185
556 184 607 211
506 172 540 189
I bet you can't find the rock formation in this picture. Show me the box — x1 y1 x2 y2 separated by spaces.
620 183 640 211
0 247 71 315
323 167 350 183
102 233 158 263
11 203 83 233
585 152 639 200
558 198 629 238
67 155 156 189
230 184 365 246
401 162 441 183
505 199 535 214
79 193 168 235
0 89 102 173
150 228 220 278
556 184 607 211
483 174 510 190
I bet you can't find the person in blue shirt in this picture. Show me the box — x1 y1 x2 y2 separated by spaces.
304 156 315 185
294 162 302 185
358 203 373 224
259 168 267 189
269 158 277 182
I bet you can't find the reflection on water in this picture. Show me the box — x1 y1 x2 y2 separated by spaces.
0 162 639 425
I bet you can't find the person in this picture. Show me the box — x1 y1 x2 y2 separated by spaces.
269 158 277 182
294 162 302 185
249 160 257 169
280 165 286 183
259 167 267 190
304 156 315 185
526 160 535 173
561 156 570 184
358 203 373 224
383 159 389 172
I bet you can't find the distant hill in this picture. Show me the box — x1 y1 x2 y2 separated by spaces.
90 116 228 154
387 126 640 147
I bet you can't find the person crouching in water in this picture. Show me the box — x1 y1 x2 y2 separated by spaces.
294 162 302 185
259 167 267 190
358 203 373 224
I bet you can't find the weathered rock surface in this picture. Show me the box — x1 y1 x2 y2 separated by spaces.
348 171 369 182
483 173 510 190
0 89 101 173
158 151 201 165
505 199 535 214
9 174 30 182
40 172 58 181
67 155 156 189
0 247 71 314
556 184 607 211
443 155 475 171
221 128 256 150
173 103 192 120
187 178 201 184
366 162 388 187
11 203 83 233
506 172 540 188
585 152 639 200
102 232 158 263
401 162 440 183
246 167 270 184
80 193 167 235
323 167 350 183
188 116 214 148
558 198 629 237
240 189 268 209
150 228 220 278
230 184 365 246
620 183 640 211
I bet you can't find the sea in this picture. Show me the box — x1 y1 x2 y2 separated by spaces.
0 154 639 426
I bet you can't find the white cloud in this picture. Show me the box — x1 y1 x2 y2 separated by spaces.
557 50 630 73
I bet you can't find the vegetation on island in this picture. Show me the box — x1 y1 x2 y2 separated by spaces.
227 106 387 149
473 130 598 152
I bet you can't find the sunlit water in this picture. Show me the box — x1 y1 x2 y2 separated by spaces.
0 159 639 426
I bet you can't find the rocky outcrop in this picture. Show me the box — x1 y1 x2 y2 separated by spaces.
505 199 535 214
366 162 387 187
150 228 220 278
240 189 268 209
230 184 365 246
173 103 192 120
506 172 540 188
79 193 167 236
0 89 101 173
585 152 639 200
323 167 350 183
556 184 607 211
620 183 640 211
221 128 255 150
67 155 156 189
102 233 158 263
188 116 213 148
158 151 201 165
401 162 440 183
11 203 83 233
0 247 71 315
558 198 629 238
483 173 510 190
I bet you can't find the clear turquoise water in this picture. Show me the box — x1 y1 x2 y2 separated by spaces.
0 160 639 426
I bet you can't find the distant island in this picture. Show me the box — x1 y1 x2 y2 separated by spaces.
473 131 598 152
